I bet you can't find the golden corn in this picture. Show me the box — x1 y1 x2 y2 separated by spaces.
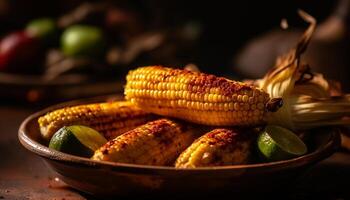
92 119 198 166
38 101 155 140
175 128 253 168
125 66 280 126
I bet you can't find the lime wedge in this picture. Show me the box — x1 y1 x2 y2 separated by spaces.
257 125 307 161
49 125 107 157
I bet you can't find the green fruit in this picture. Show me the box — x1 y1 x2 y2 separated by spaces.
257 125 307 161
26 18 56 40
49 125 107 157
61 25 105 57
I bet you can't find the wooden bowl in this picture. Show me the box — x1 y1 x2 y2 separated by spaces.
18 95 341 197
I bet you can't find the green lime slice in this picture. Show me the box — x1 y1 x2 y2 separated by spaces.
257 125 307 161
49 125 107 157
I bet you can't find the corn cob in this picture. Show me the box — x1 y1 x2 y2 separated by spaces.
125 66 282 126
175 128 253 168
38 101 155 140
92 119 199 166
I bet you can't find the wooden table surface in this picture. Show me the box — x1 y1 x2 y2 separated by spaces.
1 103 350 200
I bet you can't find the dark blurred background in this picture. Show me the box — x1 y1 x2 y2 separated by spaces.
0 0 349 102
0 0 335 70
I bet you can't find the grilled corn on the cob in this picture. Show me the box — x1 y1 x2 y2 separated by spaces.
38 101 155 140
125 66 282 126
92 119 198 166
175 128 253 168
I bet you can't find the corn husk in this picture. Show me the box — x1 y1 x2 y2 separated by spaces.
257 10 350 130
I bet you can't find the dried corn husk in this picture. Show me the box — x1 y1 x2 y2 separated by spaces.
257 10 350 130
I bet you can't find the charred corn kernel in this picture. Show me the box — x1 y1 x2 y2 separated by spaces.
38 101 155 140
175 128 253 168
92 119 199 166
125 66 281 126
